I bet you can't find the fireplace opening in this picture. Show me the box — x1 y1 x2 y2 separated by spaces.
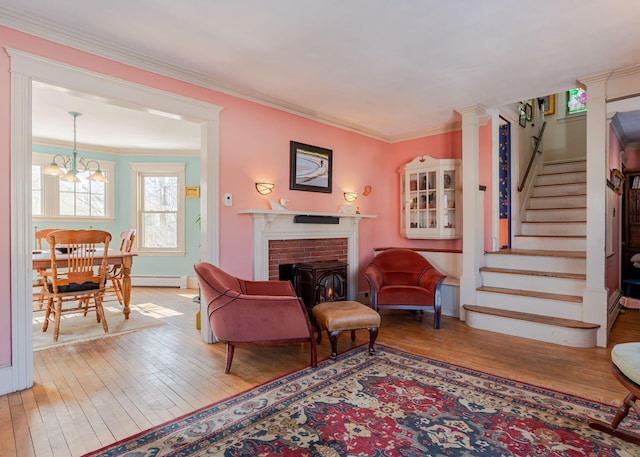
279 260 347 316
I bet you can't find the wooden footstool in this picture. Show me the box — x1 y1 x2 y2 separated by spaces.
312 301 381 359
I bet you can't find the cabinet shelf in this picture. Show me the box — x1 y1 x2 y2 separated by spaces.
399 155 461 239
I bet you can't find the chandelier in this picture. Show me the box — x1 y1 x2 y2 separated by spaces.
42 111 109 183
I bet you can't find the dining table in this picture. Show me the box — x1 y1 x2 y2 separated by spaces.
32 249 137 319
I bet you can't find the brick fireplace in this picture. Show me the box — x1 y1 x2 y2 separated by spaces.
268 238 348 280
239 209 374 301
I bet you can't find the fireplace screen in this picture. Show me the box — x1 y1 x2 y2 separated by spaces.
280 260 347 315
316 271 346 303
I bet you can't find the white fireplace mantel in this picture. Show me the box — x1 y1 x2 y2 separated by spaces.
239 209 376 300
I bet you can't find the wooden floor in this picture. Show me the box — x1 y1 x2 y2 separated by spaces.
2 287 640 456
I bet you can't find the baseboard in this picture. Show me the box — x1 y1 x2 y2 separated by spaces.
130 275 187 288
608 288 623 332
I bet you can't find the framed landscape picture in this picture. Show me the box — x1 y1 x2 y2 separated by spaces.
289 141 333 193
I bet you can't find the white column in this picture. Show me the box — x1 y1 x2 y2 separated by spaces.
581 77 608 347
456 105 485 319
487 107 500 251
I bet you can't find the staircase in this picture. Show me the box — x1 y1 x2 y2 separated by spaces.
463 159 600 347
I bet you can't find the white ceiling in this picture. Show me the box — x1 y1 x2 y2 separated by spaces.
3 1 640 150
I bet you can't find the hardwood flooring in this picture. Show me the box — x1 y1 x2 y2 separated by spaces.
2 287 640 456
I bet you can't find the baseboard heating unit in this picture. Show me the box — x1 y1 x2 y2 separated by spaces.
130 275 188 288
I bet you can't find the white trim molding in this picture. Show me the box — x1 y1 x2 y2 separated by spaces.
6 48 222 395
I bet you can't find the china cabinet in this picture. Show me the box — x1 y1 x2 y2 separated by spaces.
399 155 461 239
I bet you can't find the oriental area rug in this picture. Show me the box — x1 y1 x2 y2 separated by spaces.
83 344 640 456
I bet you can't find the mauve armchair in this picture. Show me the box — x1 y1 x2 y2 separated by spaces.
364 248 446 328
194 262 317 373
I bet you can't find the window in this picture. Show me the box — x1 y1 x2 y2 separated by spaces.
130 162 185 255
566 88 587 115
32 153 114 221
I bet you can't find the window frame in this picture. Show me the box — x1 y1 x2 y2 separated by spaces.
32 152 115 222
130 162 186 256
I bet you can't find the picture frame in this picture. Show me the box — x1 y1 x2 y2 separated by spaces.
524 103 532 121
289 141 333 193
610 169 624 195
518 110 527 128
185 185 200 198
541 94 555 116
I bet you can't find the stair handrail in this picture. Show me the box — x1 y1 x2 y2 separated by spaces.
518 121 547 192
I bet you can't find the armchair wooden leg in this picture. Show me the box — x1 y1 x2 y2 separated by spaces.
434 305 441 329
224 343 235 374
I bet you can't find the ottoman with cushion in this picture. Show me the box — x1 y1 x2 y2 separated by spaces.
312 300 381 359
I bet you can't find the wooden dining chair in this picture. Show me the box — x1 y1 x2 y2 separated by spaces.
33 228 62 310
107 229 136 306
41 229 112 342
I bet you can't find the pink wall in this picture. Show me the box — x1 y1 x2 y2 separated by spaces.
0 26 477 368
623 149 640 171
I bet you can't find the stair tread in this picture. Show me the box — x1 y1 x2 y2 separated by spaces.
530 194 586 198
521 220 586 224
534 182 586 187
486 249 586 258
514 234 586 239
526 207 586 211
463 305 599 329
479 267 585 280
538 171 586 177
476 286 582 302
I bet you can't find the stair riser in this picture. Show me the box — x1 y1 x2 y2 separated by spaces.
542 161 586 174
532 183 586 197
475 291 583 320
512 236 586 251
481 271 585 296
536 171 586 186
528 195 586 209
521 223 586 236
464 312 597 348
524 208 586 222
484 254 585 275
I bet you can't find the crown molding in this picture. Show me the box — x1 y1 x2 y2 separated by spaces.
32 137 199 157
0 7 470 144
0 7 396 142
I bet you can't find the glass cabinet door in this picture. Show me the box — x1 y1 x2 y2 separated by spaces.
399 155 461 239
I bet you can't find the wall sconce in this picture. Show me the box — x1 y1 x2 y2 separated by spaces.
343 192 358 202
255 182 275 195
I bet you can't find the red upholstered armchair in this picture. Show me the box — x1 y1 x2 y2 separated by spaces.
194 262 317 373
364 248 446 328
